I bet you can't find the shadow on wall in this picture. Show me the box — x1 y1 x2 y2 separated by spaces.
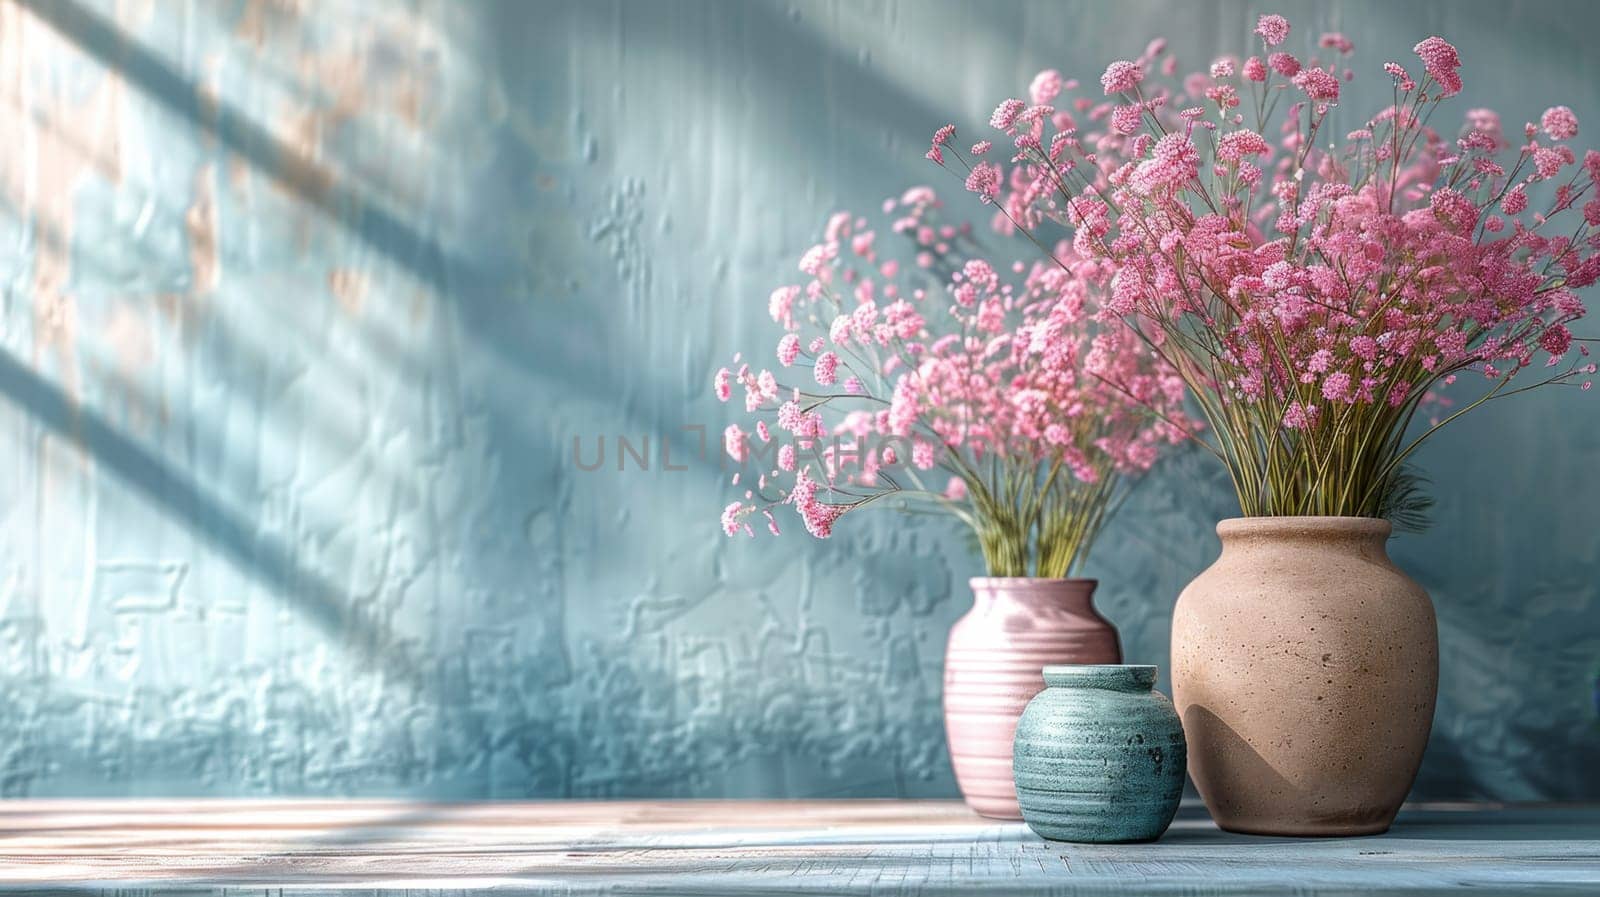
0 348 434 687
0 0 964 802
16 0 486 296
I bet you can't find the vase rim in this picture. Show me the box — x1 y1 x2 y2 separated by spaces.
1216 516 1392 538
969 577 1098 588
1042 664 1157 691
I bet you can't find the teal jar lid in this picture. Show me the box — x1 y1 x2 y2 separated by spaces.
1041 664 1157 692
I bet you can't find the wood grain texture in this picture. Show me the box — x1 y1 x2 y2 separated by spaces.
0 799 1595 895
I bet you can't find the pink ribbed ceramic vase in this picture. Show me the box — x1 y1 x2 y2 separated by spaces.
943 578 1122 819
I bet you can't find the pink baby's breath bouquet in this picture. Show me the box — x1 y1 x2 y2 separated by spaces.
934 17 1594 524
715 189 1192 578
929 14 1597 836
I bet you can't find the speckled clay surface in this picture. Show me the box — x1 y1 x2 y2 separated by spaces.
1171 517 1439 836
1013 665 1186 843
944 579 1122 819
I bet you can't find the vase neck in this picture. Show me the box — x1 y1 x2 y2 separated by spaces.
1216 516 1392 557
1042 664 1156 692
969 577 1097 610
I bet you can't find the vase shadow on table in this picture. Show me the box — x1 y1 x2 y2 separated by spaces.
1166 709 1589 845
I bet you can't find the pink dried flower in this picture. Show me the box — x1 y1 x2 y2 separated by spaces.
724 424 748 462
1100 60 1144 94
721 501 744 537
828 314 851 345
1541 105 1580 140
1465 108 1503 149
1502 185 1528 215
884 299 925 339
1132 132 1200 193
1534 146 1567 179
769 285 799 327
1255 14 1290 47
1205 84 1240 110
1383 62 1416 90
1030 69 1064 105
924 19 1593 525
1218 129 1270 163
799 243 835 276
1413 36 1462 96
851 302 878 340
965 161 1003 202
714 367 732 402
777 333 800 366
825 212 852 242
927 124 956 164
1321 371 1353 403
1320 32 1354 54
1293 68 1340 102
971 140 992 155
787 469 843 538
814 351 839 385
1111 104 1144 135
1108 268 1142 314
1283 401 1319 429
1429 187 1477 231
1541 324 1573 358
991 98 1027 130
719 191 1192 559
776 400 804 433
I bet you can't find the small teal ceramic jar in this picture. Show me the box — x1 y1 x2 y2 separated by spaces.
1012 664 1186 843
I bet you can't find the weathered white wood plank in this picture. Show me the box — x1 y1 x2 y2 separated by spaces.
0 800 1595 895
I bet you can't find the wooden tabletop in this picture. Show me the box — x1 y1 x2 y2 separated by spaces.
0 799 1596 894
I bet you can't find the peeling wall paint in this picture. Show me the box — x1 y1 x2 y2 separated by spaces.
0 0 1594 800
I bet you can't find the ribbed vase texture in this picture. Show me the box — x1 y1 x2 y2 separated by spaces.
1013 665 1186 843
1171 517 1438 836
943 578 1121 819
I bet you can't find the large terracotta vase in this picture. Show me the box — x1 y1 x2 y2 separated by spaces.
944 578 1122 819
1171 517 1438 836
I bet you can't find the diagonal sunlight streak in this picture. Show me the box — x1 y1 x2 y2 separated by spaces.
16 0 495 297
0 348 435 698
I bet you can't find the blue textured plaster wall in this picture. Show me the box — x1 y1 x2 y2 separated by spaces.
0 0 1593 800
